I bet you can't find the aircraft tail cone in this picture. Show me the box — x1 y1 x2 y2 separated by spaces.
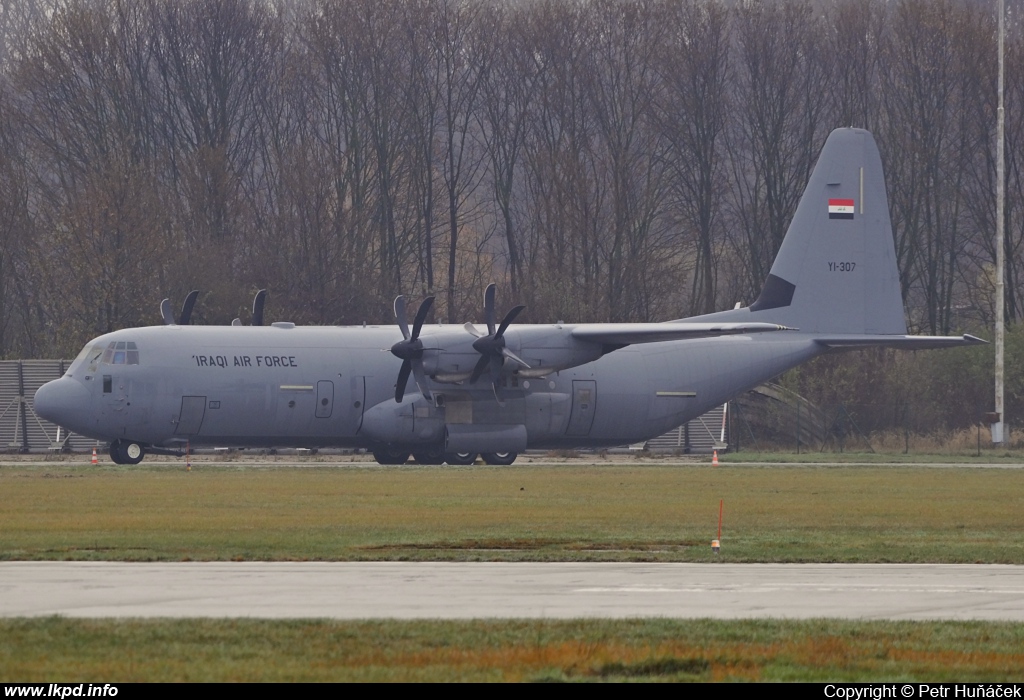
712 450 719 466
91 445 98 466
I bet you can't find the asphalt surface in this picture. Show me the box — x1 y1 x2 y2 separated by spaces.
3 562 1023 620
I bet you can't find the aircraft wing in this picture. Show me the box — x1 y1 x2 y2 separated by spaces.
814 334 987 349
570 322 795 346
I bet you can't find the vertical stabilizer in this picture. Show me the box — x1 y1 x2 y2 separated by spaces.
694 128 907 335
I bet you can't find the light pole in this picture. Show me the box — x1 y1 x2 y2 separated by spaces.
994 0 1006 444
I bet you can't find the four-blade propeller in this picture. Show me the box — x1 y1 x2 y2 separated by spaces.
464 284 529 398
390 295 435 402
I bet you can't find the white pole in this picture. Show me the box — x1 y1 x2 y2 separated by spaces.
994 0 1006 444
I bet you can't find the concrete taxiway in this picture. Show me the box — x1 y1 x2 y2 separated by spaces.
2 562 1023 620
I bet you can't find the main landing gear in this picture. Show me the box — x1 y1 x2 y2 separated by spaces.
109 440 145 465
370 449 517 466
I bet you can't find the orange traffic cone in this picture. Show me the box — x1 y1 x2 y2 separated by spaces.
712 449 719 466
91 445 98 465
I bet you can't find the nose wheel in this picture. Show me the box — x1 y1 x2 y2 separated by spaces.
109 440 145 465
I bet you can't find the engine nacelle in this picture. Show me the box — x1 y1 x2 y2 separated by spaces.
419 325 604 381
361 395 444 444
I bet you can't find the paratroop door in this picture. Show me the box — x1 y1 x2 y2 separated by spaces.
175 396 207 435
565 380 596 436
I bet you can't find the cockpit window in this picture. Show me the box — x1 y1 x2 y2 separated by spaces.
64 343 96 377
102 341 139 365
65 340 140 376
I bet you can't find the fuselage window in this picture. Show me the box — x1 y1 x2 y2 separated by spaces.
103 375 112 393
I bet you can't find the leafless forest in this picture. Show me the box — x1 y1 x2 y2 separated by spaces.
0 0 1020 427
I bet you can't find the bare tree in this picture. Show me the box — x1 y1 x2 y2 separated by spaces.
656 0 731 316
727 0 835 303
879 0 988 334
473 1 541 300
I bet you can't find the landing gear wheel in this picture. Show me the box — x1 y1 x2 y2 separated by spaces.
412 448 445 465
444 452 478 465
372 448 410 465
110 440 145 465
123 442 144 464
481 451 517 466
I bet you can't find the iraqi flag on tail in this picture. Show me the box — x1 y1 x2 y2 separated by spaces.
828 198 855 220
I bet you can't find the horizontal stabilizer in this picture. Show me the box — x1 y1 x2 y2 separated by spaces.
815 334 987 350
571 322 795 346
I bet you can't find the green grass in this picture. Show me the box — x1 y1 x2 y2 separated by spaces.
3 618 1024 681
2 463 1023 563
718 450 1024 464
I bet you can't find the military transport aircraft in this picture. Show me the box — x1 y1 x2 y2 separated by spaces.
34 128 983 465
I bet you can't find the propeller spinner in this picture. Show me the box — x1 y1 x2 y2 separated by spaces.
390 295 435 402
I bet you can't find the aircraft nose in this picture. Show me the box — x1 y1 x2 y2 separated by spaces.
34 377 91 430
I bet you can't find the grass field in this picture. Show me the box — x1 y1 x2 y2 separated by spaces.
2 461 1023 563
4 617 1024 682
4 460 1024 682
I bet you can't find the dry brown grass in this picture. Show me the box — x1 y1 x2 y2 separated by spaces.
4 618 1023 681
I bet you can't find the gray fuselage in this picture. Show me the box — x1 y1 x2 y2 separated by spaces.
37 323 824 451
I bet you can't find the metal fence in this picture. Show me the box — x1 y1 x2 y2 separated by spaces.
0 360 93 452
729 386 1001 453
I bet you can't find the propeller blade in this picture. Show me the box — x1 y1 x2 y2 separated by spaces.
252 289 267 326
410 296 434 339
501 347 531 369
488 355 505 404
179 290 199 326
495 305 526 338
160 299 175 325
483 283 496 335
411 360 432 400
469 354 490 384
395 359 412 403
464 321 485 338
231 318 242 326
394 295 410 339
